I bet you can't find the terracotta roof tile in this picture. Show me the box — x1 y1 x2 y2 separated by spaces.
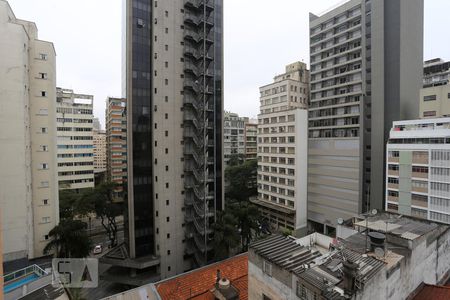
156 254 248 300
413 284 450 300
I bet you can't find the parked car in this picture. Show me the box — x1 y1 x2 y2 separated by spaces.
93 245 102 254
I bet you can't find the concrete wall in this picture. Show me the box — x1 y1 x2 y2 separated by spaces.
0 0 33 262
360 228 450 300
420 85 450 118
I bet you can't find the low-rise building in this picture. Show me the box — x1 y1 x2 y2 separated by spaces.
386 118 450 224
56 88 94 191
104 253 248 300
249 212 450 300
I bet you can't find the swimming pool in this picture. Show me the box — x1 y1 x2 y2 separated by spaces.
3 273 39 293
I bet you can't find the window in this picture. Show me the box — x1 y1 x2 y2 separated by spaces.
39 72 47 79
423 111 436 117
167 233 170 238
42 216 50 223
165 10 168 17
166 200 169 206
423 95 437 101
38 109 48 115
41 91 47 97
263 260 272 276
166 217 170 222
165 130 168 137
40 145 48 152
39 53 47 60
43 199 48 205
40 163 49 170
44 235 49 240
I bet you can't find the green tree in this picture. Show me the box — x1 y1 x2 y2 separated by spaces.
59 190 93 220
213 211 240 260
225 159 257 202
43 219 91 258
83 182 122 247
228 200 261 252
227 154 246 167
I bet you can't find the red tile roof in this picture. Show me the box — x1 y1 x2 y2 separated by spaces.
156 254 248 300
413 284 450 300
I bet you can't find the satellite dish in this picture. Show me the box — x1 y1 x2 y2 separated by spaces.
371 209 378 215
337 218 344 225
374 247 385 257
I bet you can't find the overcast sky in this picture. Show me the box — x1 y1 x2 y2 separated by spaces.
8 0 450 128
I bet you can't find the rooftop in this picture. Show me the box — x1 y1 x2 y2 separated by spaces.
155 253 248 300
353 212 445 241
412 284 450 300
250 235 322 274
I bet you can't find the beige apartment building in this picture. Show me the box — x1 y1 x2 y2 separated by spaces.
56 88 95 191
253 62 309 236
0 0 59 261
420 58 450 118
245 120 258 160
106 97 127 200
93 124 107 172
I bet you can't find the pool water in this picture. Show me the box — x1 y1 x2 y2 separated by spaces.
3 273 39 293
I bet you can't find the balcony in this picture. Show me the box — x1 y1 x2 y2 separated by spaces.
388 170 399 176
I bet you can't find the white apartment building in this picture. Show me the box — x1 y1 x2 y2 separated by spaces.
253 62 309 236
0 0 59 261
386 118 450 224
224 112 247 165
56 88 95 191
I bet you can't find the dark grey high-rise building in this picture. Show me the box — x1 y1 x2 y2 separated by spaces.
308 0 423 233
102 0 223 283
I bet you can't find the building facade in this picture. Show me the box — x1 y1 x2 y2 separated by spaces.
254 62 309 236
0 0 59 261
120 0 223 281
224 111 247 165
93 123 107 172
308 0 423 233
249 213 450 300
106 97 127 200
386 118 450 224
56 88 95 191
244 120 258 160
420 58 450 118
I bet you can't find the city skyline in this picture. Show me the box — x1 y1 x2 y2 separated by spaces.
8 0 450 124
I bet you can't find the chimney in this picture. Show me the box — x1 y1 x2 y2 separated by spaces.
213 277 239 300
342 259 358 294
216 269 221 284
368 232 386 252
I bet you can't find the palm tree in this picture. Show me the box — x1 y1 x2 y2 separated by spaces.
44 219 91 258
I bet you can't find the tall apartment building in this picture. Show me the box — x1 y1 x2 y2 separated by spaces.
93 118 107 172
0 0 59 261
224 111 247 165
244 119 258 160
116 0 223 282
253 62 309 236
56 88 95 191
106 97 127 200
308 0 423 233
420 58 450 118
386 118 450 225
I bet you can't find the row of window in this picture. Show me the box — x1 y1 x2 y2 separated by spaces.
258 156 295 165
259 174 295 186
258 147 296 155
